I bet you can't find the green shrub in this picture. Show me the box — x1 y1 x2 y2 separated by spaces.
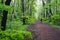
27 16 36 24
51 14 60 25
21 16 36 24
0 30 32 40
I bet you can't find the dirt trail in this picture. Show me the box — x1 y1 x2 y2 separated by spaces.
26 21 60 40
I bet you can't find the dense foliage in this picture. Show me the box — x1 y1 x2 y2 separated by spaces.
0 0 36 40
38 0 60 29
0 0 60 40
0 30 32 40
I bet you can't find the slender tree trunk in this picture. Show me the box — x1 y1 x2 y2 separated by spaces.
1 0 3 3
56 0 57 13
21 0 24 16
28 0 30 16
49 5 52 15
21 0 26 25
42 0 47 17
1 0 11 31
47 0 52 15
30 5 32 16
46 8 49 17
30 0 34 16
42 0 45 6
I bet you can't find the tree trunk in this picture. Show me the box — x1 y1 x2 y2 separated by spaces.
1 0 3 3
42 0 45 6
21 0 26 25
30 0 34 16
49 5 52 15
56 0 57 13
1 0 11 31
21 0 24 16
42 0 47 17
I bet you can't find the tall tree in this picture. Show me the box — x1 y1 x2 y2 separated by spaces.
30 0 34 16
56 0 57 13
21 0 24 16
42 0 48 17
42 0 45 6
1 0 11 30
1 0 3 3
46 0 52 16
21 0 26 25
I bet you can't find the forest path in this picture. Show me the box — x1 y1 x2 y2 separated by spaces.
26 20 60 40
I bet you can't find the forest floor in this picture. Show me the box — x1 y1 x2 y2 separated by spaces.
26 20 60 40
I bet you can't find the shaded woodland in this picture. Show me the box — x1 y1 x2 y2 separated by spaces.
0 0 60 40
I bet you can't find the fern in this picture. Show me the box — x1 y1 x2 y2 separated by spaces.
0 30 32 40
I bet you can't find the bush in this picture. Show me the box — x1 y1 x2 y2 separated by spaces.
21 16 36 24
51 14 60 25
27 16 36 24
0 30 32 40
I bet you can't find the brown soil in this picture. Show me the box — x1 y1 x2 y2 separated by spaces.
26 21 60 40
